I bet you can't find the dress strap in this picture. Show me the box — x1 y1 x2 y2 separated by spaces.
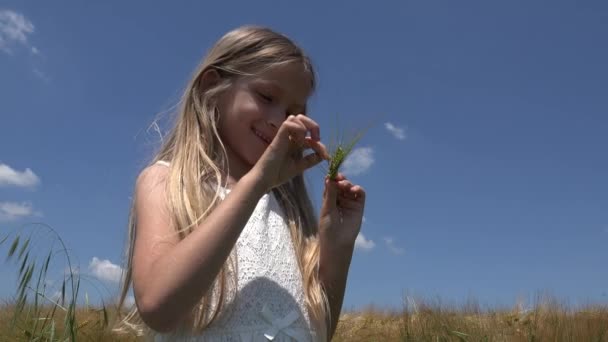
155 160 170 167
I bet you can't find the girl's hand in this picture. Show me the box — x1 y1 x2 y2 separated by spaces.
319 173 366 248
251 114 330 192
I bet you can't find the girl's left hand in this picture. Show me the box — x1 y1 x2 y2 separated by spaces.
319 173 366 248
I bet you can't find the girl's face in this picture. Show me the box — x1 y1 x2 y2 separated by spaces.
216 62 312 182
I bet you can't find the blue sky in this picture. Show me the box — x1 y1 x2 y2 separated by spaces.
1 1 607 311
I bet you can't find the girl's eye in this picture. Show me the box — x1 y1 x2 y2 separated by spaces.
258 92 273 103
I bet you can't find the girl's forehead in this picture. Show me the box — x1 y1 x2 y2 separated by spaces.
254 63 312 96
260 62 311 82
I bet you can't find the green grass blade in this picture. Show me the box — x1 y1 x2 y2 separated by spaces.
12 292 28 328
23 328 32 339
18 236 30 259
7 235 20 259
451 330 470 342
61 278 66 307
32 255 49 336
67 301 77 341
102 300 109 328
49 320 55 341
47 299 60 335
31 314 41 340
0 233 8 245
43 249 52 274
19 251 29 277
37 309 53 338
18 262 36 300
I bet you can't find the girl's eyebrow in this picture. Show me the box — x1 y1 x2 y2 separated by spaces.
258 80 283 94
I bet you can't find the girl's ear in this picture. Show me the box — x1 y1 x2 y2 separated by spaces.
200 68 221 91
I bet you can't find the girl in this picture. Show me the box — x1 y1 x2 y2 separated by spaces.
114 26 366 342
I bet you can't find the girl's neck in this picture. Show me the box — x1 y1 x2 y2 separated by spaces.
221 147 254 190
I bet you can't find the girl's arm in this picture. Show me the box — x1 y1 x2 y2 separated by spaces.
319 244 354 340
131 165 266 332
317 175 365 340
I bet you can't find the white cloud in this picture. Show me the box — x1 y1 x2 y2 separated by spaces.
384 122 406 140
89 257 123 283
0 163 40 188
383 237 405 255
32 68 50 82
0 201 38 221
341 147 374 176
0 10 36 54
354 232 375 251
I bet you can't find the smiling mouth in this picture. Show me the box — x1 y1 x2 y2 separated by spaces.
252 128 272 145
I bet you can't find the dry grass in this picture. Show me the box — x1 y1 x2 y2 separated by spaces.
0 300 137 342
3 222 607 341
334 298 608 342
1 297 607 341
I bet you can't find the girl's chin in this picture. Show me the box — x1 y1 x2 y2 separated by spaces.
243 149 264 168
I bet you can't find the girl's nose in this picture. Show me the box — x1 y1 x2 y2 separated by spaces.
266 107 286 131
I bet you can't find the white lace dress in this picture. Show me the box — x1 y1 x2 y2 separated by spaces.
152 160 320 342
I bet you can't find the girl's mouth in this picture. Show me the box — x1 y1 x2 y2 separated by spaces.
252 128 271 145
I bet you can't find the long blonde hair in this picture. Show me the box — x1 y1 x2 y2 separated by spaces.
113 26 329 339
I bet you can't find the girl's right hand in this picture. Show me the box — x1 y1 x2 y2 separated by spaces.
250 114 330 192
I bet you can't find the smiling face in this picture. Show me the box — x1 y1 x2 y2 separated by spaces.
216 62 313 183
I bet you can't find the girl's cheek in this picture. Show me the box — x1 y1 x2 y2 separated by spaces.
244 97 266 114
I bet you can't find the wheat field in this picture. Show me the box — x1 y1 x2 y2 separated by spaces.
2 227 608 341
2 297 608 341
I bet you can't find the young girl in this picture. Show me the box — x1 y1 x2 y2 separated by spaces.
114 26 366 342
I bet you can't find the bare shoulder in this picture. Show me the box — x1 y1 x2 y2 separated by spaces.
135 163 170 197
133 163 179 262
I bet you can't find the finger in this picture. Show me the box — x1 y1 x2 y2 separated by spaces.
323 177 338 204
294 114 321 142
347 186 359 200
351 185 366 202
302 137 330 160
279 120 308 148
288 122 308 144
344 188 358 201
334 173 346 181
337 179 353 190
336 180 354 200
337 188 366 209
294 152 323 173
338 197 364 210
338 182 364 202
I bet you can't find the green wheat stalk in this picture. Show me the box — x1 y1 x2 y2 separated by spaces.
287 113 380 181
1 222 111 341
326 129 365 180
287 114 377 179
323 113 374 180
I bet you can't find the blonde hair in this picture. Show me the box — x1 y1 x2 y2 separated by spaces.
113 26 329 340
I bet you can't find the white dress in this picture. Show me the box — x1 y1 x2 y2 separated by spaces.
152 160 319 342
